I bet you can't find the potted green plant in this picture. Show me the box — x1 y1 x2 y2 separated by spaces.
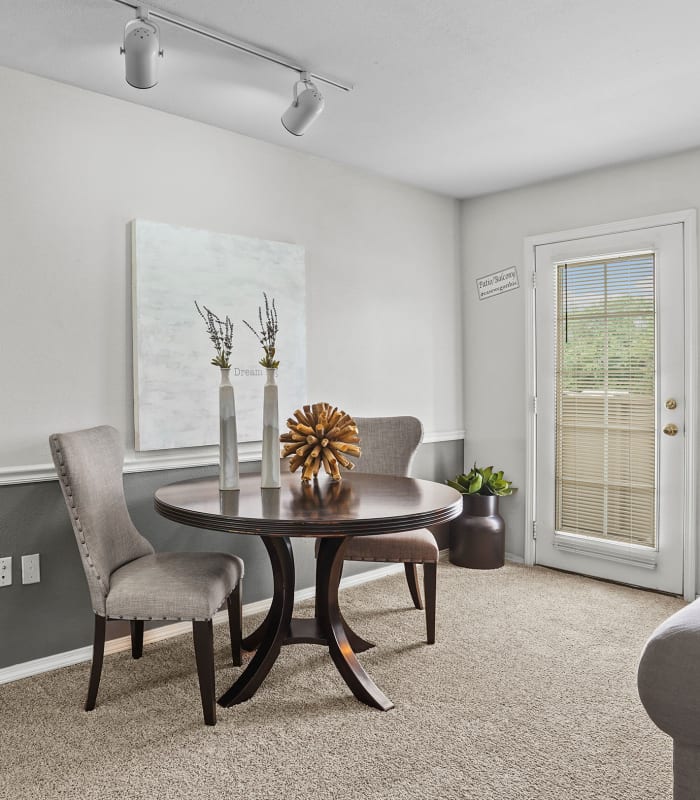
446 464 515 569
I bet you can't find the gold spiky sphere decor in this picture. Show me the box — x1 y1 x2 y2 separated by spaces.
280 402 361 482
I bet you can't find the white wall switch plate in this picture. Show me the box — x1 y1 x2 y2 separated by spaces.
21 554 40 585
0 557 12 587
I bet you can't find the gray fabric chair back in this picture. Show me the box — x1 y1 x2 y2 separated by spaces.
353 416 423 477
50 425 154 615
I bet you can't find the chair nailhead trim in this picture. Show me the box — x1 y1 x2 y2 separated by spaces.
346 556 436 563
51 436 109 597
109 614 204 621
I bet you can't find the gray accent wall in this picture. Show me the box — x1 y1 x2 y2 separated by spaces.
0 439 462 670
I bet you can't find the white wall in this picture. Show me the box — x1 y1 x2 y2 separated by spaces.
460 147 700 586
0 66 462 471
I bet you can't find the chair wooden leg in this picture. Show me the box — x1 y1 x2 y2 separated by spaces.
85 614 106 711
192 619 216 726
227 582 242 667
405 562 424 610
130 620 144 659
424 562 437 644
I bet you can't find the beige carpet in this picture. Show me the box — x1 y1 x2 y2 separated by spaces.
0 562 683 800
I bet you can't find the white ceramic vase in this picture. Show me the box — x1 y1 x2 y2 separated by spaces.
219 367 239 490
261 367 281 488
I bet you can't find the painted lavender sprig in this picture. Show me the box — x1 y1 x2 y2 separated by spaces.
243 293 279 369
195 301 234 368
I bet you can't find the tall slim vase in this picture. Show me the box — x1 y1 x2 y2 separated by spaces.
261 367 281 488
219 367 239 491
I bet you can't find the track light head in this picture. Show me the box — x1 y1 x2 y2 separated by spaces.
281 72 325 136
120 6 163 90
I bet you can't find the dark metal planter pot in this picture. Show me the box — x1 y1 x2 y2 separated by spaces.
449 494 505 569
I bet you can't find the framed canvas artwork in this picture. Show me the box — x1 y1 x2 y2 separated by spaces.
132 219 307 451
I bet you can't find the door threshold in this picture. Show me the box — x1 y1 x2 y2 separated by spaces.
535 563 683 599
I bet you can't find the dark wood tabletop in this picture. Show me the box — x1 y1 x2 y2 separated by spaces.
154 470 462 537
154 470 462 712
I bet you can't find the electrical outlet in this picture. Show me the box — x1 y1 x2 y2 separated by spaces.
0 557 11 587
21 554 40 585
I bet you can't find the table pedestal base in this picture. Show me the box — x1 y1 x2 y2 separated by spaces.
217 536 393 711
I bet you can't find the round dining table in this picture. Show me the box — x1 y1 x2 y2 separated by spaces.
154 470 462 711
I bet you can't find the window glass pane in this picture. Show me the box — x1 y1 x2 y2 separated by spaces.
555 254 656 547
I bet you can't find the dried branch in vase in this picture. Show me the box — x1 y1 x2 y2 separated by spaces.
243 292 279 368
280 402 362 482
194 301 234 368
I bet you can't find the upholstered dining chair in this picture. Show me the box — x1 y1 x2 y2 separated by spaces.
49 425 244 726
318 416 439 643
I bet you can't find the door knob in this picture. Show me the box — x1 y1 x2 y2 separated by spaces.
663 423 679 436
665 399 678 410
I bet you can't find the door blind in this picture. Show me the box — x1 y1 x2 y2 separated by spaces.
554 253 656 547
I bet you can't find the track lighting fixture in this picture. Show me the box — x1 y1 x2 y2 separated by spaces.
111 1 352 131
281 73 325 136
120 6 163 89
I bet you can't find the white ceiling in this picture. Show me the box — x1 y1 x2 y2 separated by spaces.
3 0 700 198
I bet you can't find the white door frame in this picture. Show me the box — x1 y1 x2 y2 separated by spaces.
523 210 697 601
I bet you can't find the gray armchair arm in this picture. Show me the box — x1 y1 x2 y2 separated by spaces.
638 599 700 799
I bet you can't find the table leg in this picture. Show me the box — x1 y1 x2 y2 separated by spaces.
241 612 270 652
316 537 394 711
313 544 375 654
242 540 375 653
340 614 375 654
217 535 295 707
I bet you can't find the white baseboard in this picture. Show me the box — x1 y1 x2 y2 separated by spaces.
505 552 524 564
0 563 404 686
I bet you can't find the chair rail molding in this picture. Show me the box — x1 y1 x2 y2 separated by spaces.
0 430 466 485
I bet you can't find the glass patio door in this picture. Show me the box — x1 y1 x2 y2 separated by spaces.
534 224 685 593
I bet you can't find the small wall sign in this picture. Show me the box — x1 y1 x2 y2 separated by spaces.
476 266 520 300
